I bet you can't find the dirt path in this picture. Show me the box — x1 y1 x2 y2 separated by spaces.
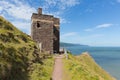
52 55 64 80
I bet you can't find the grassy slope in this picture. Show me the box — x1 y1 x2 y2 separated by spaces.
0 16 54 80
63 52 116 80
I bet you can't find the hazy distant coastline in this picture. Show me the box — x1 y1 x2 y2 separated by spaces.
60 42 89 47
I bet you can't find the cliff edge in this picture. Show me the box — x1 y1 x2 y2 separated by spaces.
63 52 116 80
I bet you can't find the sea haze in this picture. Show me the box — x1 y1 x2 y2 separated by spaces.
62 46 120 80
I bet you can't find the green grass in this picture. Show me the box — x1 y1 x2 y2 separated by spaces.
63 52 116 80
29 57 54 80
0 16 54 80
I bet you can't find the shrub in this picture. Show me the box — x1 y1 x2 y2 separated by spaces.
0 34 11 42
0 43 5 50
17 35 28 42
4 24 13 30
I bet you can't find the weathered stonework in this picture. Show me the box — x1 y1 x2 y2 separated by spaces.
31 8 60 53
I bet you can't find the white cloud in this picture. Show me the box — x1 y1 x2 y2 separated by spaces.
60 32 81 43
0 7 2 11
60 18 71 23
8 6 35 20
42 0 80 23
96 23 113 29
60 0 79 9
12 21 30 30
44 0 57 6
60 33 104 45
43 0 79 10
61 32 77 37
0 0 79 34
13 22 31 34
0 0 36 34
0 0 36 20
84 29 93 32
89 34 104 38
85 23 114 32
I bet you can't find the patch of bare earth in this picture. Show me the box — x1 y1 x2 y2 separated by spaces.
52 55 64 80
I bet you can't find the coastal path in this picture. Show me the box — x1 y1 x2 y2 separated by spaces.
52 55 64 80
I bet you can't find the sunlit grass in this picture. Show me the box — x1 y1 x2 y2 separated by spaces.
0 16 54 80
63 52 115 80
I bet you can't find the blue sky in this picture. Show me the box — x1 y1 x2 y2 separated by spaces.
0 0 120 46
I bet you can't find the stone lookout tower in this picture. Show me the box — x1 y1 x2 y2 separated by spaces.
31 8 60 53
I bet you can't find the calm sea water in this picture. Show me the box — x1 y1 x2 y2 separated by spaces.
65 46 120 80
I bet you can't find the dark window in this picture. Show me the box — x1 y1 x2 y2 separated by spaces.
37 22 41 28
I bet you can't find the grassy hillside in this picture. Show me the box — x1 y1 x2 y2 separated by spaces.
0 16 54 80
63 52 116 80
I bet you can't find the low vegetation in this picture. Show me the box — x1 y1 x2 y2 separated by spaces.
29 56 54 80
63 52 115 80
0 16 54 80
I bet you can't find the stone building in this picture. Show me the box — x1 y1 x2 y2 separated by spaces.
31 8 60 53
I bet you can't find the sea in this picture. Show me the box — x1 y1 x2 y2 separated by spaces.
64 46 120 80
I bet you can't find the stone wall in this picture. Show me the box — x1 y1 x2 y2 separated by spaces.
31 21 54 53
31 8 60 53
53 18 60 53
